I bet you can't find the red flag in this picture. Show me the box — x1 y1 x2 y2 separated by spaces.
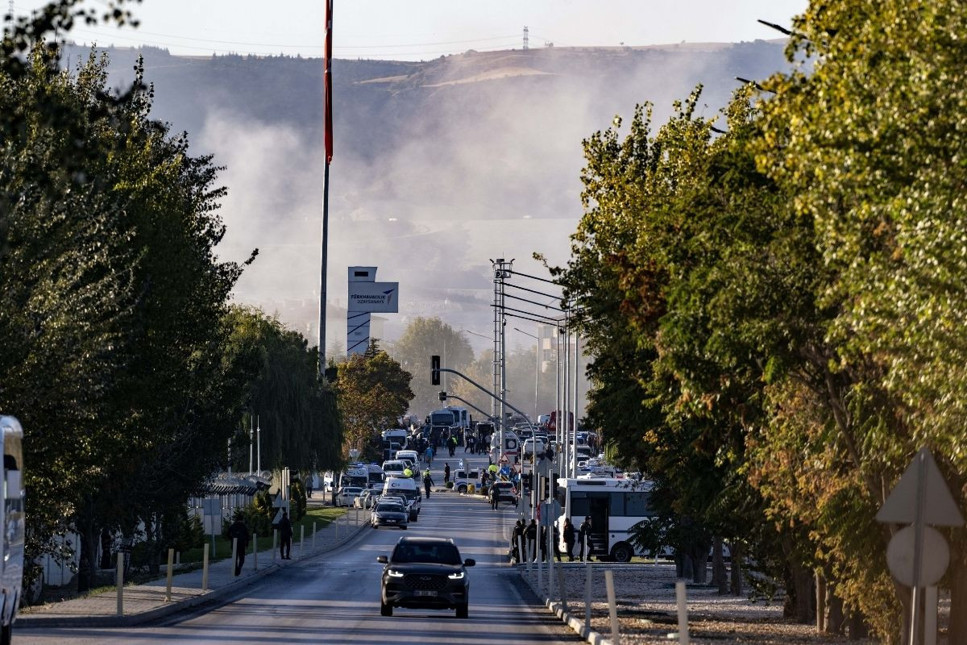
324 0 334 163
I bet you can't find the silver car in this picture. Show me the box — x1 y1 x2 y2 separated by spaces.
371 501 409 530
335 486 363 507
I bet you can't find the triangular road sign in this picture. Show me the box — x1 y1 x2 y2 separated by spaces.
876 447 964 526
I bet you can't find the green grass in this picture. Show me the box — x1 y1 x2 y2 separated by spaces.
178 506 349 563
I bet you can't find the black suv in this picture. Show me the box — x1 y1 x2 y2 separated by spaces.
377 536 475 618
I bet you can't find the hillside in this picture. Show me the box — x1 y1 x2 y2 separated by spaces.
61 41 793 348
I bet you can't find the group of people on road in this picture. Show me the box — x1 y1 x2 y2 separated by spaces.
509 515 594 564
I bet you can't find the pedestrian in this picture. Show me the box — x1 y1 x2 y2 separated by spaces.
423 468 434 498
306 479 313 498
448 435 457 457
444 462 450 484
563 517 576 561
490 482 500 510
278 509 293 560
553 524 562 562
578 515 593 561
511 519 525 563
465 435 474 453
425 445 434 465
525 519 538 562
227 514 250 575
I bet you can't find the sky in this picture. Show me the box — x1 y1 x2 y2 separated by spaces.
12 0 809 60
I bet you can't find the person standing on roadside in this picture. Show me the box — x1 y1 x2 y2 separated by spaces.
578 515 593 561
525 519 538 562
563 517 576 561
423 468 434 498
278 509 293 560
227 515 250 575
511 519 525 563
444 462 450 485
490 482 500 510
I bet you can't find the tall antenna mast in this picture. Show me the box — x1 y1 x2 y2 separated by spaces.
523 26 529 50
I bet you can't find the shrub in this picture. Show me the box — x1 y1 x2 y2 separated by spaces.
290 478 307 520
445 481 454 489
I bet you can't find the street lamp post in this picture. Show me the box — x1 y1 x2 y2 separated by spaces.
514 327 540 425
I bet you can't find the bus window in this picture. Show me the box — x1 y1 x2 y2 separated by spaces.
624 491 651 517
570 492 590 518
609 493 625 516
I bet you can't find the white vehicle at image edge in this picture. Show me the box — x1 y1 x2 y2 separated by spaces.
0 417 24 645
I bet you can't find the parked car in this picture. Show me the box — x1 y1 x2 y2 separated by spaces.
355 488 379 509
377 536 475 618
491 481 519 507
371 500 408 530
335 486 363 507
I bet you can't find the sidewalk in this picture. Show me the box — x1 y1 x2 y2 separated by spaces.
17 504 372 628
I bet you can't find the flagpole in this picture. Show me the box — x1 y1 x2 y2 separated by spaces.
319 0 334 376
319 159 330 375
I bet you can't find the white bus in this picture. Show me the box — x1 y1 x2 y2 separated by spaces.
0 416 24 645
555 477 654 563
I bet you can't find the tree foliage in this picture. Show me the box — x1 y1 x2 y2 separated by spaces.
0 43 261 588
559 1 967 640
225 307 343 473
336 347 413 462
389 317 472 417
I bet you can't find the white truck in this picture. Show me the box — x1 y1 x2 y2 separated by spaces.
0 416 24 645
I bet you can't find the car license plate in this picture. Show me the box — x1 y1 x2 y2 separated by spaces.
385 519 396 523
415 590 437 597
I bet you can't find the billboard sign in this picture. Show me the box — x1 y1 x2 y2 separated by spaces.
349 281 399 313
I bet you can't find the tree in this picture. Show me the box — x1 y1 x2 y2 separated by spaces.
557 89 826 614
752 2 967 639
336 347 413 463
389 317 472 417
226 307 343 474
0 47 259 590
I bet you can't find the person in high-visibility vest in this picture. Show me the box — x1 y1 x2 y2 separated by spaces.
423 469 434 498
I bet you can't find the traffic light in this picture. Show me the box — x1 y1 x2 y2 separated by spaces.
431 355 441 385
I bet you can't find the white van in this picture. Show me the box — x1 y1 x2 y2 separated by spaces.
395 449 420 469
489 430 520 463
382 428 408 443
381 459 410 478
382 476 422 520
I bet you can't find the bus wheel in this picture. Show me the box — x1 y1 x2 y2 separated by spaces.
611 543 633 563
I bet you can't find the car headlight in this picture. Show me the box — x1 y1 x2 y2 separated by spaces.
448 571 465 580
387 569 405 578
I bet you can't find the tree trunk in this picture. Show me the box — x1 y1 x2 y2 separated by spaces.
827 592 846 635
145 514 161 576
712 537 728 594
691 552 708 584
75 499 98 593
816 572 827 632
786 560 815 622
679 553 693 581
729 542 744 596
948 546 967 644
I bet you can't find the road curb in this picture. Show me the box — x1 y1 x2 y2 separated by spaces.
517 568 610 645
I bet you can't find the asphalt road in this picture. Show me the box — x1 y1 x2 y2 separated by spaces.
17 462 580 644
